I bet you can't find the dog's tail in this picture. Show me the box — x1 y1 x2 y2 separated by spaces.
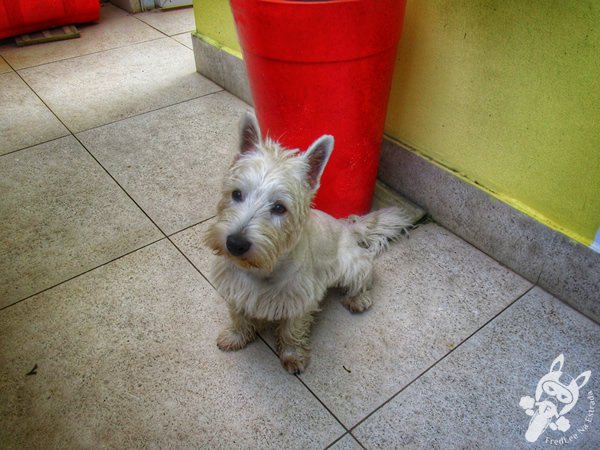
348 207 413 256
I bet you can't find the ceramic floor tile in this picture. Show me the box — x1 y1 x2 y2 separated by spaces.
19 38 221 133
77 92 249 235
172 32 193 49
136 6 196 36
0 4 163 70
0 239 344 448
0 72 69 155
0 55 11 73
170 219 215 282
353 287 600 449
0 136 161 308
328 433 364 449
276 223 532 428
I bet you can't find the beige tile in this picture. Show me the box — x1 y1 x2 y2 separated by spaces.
0 239 344 448
19 38 220 133
329 433 364 449
352 287 600 447
0 55 11 73
0 4 163 70
77 92 248 235
0 72 69 155
170 219 215 282
0 136 161 308
136 6 196 36
172 32 193 49
280 223 531 427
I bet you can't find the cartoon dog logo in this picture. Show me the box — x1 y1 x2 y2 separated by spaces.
520 354 591 443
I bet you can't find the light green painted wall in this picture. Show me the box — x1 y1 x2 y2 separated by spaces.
387 0 600 246
193 0 600 247
193 0 240 56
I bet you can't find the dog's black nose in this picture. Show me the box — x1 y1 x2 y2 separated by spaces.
226 234 251 256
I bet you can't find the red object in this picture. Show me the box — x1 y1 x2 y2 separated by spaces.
230 0 407 218
0 0 100 39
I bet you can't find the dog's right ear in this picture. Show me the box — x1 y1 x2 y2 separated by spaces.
304 135 334 191
240 112 262 155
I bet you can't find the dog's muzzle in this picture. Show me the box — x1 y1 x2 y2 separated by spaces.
226 233 252 257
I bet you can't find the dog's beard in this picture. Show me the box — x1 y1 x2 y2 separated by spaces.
205 220 293 274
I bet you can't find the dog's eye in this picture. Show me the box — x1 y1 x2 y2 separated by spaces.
232 190 243 202
271 203 287 215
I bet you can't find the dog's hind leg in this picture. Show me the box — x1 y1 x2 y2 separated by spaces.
276 314 314 374
339 250 375 313
217 306 258 351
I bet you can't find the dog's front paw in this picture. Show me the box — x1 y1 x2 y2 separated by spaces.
217 328 255 351
280 349 310 375
341 291 373 313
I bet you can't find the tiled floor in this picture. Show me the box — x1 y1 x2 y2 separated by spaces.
1 4 598 449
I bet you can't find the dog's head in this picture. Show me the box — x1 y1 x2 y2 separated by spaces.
205 112 333 273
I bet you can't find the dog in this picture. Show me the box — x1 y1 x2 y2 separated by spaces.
205 113 412 374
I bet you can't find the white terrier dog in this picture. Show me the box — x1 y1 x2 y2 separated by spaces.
205 113 412 374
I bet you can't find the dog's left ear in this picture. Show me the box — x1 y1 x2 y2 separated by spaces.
304 135 334 190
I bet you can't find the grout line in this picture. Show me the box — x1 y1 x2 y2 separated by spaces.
8 71 223 239
0 133 71 159
131 11 196 41
166 215 215 238
13 36 167 72
11 69 74 133
72 88 224 135
251 331 352 435
9 38 223 144
161 215 219 291
436 217 600 326
348 431 367 449
325 431 366 450
0 236 166 313
71 133 169 238
433 220 537 287
3 63 226 316
347 284 537 434
0 54 17 72
131 12 171 38
169 32 195 51
167 235 216 291
293 374 351 434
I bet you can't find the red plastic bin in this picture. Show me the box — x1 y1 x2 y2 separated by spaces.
230 0 407 218
0 0 100 39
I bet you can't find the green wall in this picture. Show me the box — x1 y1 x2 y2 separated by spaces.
193 0 240 56
387 0 600 247
194 0 600 248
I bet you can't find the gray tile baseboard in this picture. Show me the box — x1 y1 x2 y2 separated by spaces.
110 0 142 14
192 33 253 106
192 33 599 323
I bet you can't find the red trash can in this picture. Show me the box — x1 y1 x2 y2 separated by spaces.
230 0 407 218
